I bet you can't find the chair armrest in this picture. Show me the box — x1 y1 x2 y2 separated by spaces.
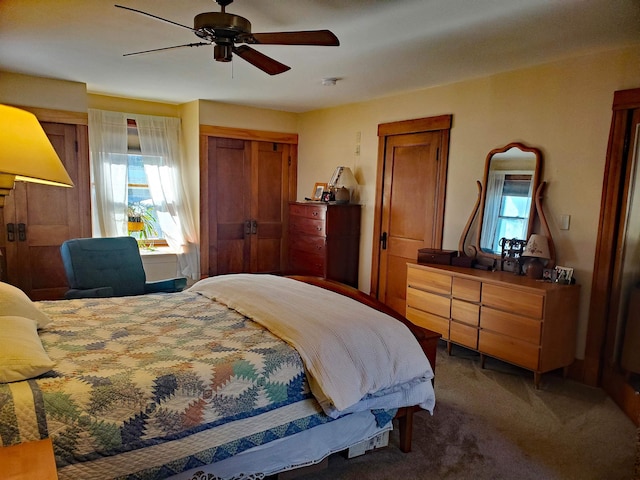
144 277 187 294
64 287 114 299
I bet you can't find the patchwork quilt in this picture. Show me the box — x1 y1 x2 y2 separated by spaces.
0 292 334 480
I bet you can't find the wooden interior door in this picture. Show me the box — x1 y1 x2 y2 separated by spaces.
3 121 90 300
371 116 451 314
201 134 293 277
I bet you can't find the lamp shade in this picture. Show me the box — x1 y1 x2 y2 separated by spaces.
0 104 74 188
522 234 550 259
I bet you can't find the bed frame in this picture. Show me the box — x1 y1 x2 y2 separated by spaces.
288 276 442 453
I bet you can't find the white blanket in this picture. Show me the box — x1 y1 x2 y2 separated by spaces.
190 274 435 416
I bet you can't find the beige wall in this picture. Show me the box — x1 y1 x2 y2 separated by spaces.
297 45 640 358
3 44 640 358
0 71 87 112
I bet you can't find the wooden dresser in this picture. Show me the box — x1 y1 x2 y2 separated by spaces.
406 263 580 387
288 202 361 287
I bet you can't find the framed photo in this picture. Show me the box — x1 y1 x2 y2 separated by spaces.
542 268 556 282
554 266 574 284
312 182 327 201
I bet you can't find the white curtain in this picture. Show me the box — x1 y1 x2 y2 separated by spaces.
481 171 506 253
89 109 129 237
135 114 200 280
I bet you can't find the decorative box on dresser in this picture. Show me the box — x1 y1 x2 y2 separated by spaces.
406 262 580 387
288 202 361 288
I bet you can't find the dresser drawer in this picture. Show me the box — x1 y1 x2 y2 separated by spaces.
480 306 542 344
289 203 326 220
290 216 326 236
407 287 451 318
452 277 481 302
479 330 539 371
289 235 326 255
407 266 452 296
451 298 480 326
482 284 543 319
289 249 324 276
450 321 478 349
407 306 450 339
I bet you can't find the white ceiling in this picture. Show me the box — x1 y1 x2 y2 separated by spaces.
1 0 639 113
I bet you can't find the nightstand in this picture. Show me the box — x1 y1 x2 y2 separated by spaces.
0 438 58 479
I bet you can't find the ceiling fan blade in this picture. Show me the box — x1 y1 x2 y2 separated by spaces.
123 42 209 56
249 30 339 46
115 4 194 31
233 45 290 75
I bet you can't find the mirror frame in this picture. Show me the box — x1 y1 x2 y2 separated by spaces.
474 142 542 264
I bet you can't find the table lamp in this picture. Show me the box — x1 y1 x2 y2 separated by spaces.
522 234 550 279
0 104 74 207
328 166 357 204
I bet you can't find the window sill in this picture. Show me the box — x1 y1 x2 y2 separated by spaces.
139 247 177 260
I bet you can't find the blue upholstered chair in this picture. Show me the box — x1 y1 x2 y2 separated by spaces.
60 236 187 299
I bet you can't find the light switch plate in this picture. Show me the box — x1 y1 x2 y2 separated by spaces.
559 214 570 230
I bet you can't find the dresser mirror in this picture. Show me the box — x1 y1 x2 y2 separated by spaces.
460 142 543 266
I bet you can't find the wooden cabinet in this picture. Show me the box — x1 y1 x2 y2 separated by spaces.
200 133 297 277
1 120 90 300
406 263 580 387
287 202 361 287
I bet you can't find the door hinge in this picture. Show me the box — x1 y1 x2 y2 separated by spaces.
75 140 79 153
288 156 291 166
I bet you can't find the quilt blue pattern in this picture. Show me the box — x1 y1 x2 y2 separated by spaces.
1 292 337 479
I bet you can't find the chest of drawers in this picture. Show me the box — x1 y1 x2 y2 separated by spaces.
288 202 361 287
406 263 580 387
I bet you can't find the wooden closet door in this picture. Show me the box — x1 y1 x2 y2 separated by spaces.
205 137 252 275
3 122 90 300
251 141 289 273
202 137 290 276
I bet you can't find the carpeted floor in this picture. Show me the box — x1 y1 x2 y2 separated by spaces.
294 342 636 480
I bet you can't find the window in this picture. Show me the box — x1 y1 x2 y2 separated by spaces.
125 122 166 247
489 175 532 253
89 109 199 279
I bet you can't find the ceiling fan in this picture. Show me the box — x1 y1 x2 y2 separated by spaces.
115 0 340 75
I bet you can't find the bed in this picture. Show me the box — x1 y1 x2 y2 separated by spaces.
0 274 439 479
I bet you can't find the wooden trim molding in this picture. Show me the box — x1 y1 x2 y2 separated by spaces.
200 124 298 144
11 105 88 125
584 87 640 386
378 115 452 137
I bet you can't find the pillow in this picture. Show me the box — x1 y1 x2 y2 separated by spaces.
0 281 52 329
0 316 55 383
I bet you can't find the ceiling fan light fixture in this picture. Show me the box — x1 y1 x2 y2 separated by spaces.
117 0 339 75
214 44 233 62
